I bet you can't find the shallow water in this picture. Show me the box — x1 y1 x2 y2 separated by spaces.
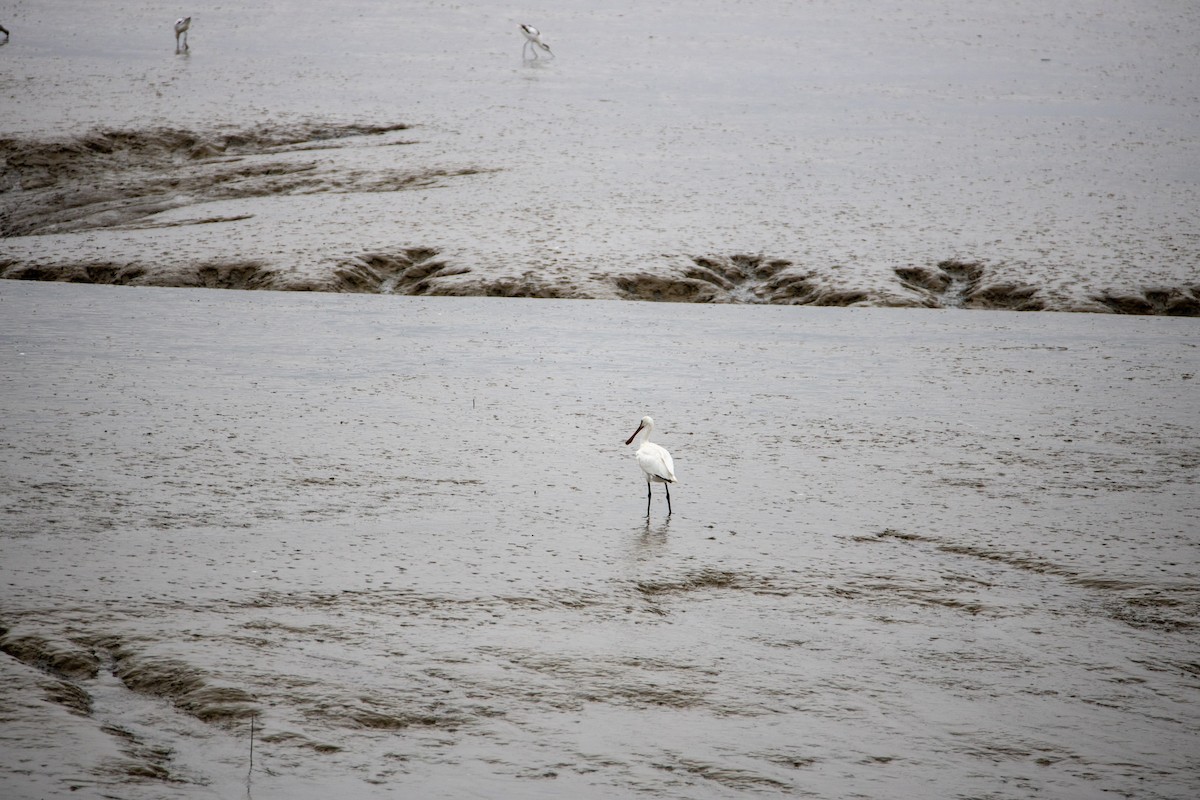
1 282 1197 798
2 0 1199 309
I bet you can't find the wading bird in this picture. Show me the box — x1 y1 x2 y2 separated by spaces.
626 415 677 516
174 16 190 53
519 24 552 60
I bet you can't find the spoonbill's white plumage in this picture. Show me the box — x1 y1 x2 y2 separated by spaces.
174 16 190 53
626 415 677 516
519 24 552 60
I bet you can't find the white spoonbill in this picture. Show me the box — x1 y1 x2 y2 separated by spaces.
519 24 553 60
174 16 191 54
626 415 677 516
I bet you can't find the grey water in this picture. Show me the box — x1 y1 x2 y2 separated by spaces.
1 282 1198 798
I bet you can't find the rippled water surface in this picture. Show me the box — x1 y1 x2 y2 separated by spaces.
2 282 1197 798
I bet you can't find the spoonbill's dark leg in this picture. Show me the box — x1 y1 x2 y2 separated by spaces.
646 482 652 516
665 483 672 515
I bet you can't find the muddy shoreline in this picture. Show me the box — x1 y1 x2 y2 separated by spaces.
3 121 1197 313
4 2 1199 314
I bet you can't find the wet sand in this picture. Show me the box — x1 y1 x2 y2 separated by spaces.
2 281 1198 798
2 0 1199 311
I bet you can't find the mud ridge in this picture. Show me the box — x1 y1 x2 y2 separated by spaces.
614 254 875 305
350 704 469 732
0 625 101 680
1103 591 1198 632
1092 286 1200 316
613 255 1054 309
864 530 1198 630
91 635 257 725
2 248 469 293
98 723 179 782
477 647 716 713
41 677 94 716
336 248 472 295
0 122 485 238
634 568 789 598
866 529 1081 579
894 260 1045 310
828 579 986 615
651 754 793 791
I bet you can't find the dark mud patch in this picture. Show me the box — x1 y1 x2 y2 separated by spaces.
583 678 707 711
657 253 791 303
115 212 257 231
614 254 873 305
0 258 287 289
652 754 793 792
828 578 986 615
1130 657 1200 684
894 260 1045 310
861 530 1198 630
40 678 94 716
91 636 257 725
98 723 180 783
240 586 606 618
334 248 474 295
351 706 467 732
0 626 96 716
1092 286 1200 316
0 625 100 680
1 248 472 293
759 750 820 770
614 255 1051 309
0 121 484 238
1104 591 1198 632
417 270 581 299
478 647 715 713
634 568 788 598
259 730 343 754
863 529 1078 579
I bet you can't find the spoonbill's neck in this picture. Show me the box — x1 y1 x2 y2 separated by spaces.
634 425 653 447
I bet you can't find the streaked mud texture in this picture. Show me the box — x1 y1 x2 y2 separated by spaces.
2 1 1198 311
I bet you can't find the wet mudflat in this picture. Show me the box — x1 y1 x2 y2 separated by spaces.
2 1 1199 310
1 282 1197 798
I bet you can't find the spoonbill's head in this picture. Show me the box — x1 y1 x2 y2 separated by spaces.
625 416 654 445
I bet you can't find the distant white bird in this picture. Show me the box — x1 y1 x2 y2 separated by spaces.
626 415 677 516
174 16 191 54
519 24 553 60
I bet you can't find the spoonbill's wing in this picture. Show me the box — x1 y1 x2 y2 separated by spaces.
638 443 676 483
